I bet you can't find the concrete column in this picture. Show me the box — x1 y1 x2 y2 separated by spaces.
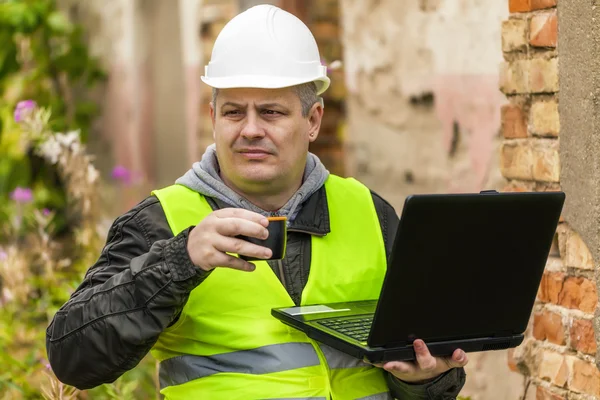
179 0 203 165
146 0 189 187
558 0 600 368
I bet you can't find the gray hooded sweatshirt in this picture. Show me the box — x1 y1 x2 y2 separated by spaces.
175 144 329 222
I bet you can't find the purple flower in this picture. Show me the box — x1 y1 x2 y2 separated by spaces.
111 165 131 183
42 208 51 216
0 250 7 262
14 100 37 122
10 187 33 204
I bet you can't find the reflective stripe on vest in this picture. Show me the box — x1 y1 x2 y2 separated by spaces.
159 342 320 387
318 343 368 369
151 175 388 400
357 393 393 400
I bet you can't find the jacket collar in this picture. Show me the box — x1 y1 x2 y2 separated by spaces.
288 185 330 236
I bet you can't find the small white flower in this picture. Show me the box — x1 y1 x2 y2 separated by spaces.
38 137 61 164
87 165 99 183
56 130 80 148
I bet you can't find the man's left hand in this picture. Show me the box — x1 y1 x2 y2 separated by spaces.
375 339 468 383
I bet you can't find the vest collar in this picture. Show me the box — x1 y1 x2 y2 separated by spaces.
210 186 331 236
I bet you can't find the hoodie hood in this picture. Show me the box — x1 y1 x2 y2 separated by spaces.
175 144 329 223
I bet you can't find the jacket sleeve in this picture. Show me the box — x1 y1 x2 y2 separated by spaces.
46 196 210 390
370 191 467 399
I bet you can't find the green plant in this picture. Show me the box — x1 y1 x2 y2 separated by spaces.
0 106 157 399
0 0 106 234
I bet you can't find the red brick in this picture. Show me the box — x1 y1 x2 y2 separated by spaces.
530 10 558 47
538 272 565 303
502 18 528 52
557 226 594 270
532 140 560 182
533 310 565 345
530 58 559 93
538 351 568 386
536 386 565 400
501 141 534 180
508 348 519 372
530 99 559 137
569 358 600 396
510 0 557 12
531 0 558 11
558 277 597 313
509 0 531 13
500 60 530 94
503 181 535 192
570 319 597 355
502 104 528 139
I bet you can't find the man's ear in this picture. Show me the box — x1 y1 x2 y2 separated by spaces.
307 101 324 143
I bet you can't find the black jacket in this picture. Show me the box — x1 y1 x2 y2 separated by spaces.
46 186 465 399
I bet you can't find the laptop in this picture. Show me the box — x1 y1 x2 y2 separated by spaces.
272 190 565 363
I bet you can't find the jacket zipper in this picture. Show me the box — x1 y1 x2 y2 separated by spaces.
277 228 325 294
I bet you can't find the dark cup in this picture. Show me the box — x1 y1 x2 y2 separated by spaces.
238 216 287 261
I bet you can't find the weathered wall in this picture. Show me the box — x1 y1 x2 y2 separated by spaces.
558 0 600 375
340 0 507 209
340 1 520 398
501 0 600 398
61 0 203 209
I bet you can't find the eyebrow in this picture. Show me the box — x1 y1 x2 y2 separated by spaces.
220 101 246 109
220 101 290 111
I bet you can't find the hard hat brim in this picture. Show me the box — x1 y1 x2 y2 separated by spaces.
201 75 330 96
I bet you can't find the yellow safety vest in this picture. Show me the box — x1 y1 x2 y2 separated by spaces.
151 175 391 400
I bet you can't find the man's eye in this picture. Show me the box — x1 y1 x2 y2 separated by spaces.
262 110 280 115
223 110 241 116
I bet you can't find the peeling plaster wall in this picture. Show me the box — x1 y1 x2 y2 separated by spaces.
340 0 507 209
340 1 522 398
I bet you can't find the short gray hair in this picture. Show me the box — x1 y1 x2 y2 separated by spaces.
212 82 319 117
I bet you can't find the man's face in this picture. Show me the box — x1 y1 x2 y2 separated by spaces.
210 87 322 196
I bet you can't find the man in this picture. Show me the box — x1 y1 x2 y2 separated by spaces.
46 4 467 399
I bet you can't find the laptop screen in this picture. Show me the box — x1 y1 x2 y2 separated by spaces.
369 191 564 347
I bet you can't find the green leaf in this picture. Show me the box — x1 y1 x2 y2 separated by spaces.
0 2 41 33
45 10 72 34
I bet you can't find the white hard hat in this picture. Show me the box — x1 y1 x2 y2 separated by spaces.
201 4 330 95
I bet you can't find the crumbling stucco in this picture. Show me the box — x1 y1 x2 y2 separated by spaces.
340 0 507 212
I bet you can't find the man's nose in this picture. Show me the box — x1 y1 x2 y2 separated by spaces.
240 113 265 140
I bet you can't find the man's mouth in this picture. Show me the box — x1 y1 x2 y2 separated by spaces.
238 148 272 159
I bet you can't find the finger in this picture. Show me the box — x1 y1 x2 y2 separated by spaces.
413 340 437 372
382 361 416 375
212 208 269 226
447 349 468 368
216 218 269 239
214 236 273 260
208 251 257 272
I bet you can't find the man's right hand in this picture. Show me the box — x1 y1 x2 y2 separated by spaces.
186 208 271 272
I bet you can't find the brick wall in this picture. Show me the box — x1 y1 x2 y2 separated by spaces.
501 1 599 398
281 0 346 176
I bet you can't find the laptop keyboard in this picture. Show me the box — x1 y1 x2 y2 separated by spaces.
317 316 374 342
